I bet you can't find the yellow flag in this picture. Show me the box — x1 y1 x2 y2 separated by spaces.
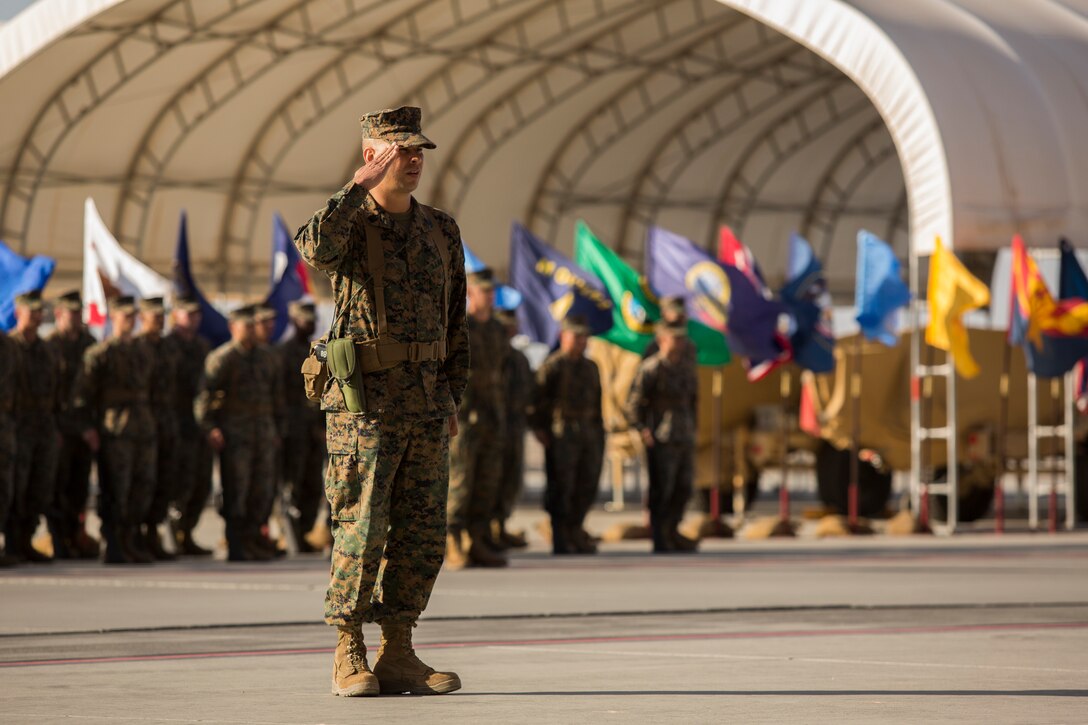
926 236 991 378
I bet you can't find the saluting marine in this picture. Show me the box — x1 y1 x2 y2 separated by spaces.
295 105 467 697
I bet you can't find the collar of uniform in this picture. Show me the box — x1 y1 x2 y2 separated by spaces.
361 192 433 239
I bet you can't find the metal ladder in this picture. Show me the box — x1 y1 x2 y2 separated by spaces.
1026 372 1078 531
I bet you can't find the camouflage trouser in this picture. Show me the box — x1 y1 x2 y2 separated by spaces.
646 441 694 532
544 424 604 530
218 418 277 529
0 414 14 535
447 415 504 532
172 428 213 533
50 432 94 540
12 416 60 533
281 428 326 537
97 435 157 527
493 422 526 522
147 415 179 525
324 413 448 627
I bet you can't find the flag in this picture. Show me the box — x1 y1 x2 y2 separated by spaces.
462 240 523 311
1009 235 1088 378
925 236 990 378
173 211 230 347
714 225 790 378
83 198 173 330
855 230 910 346
0 241 55 331
264 213 313 342
1059 238 1088 410
508 222 612 349
575 221 730 365
780 233 835 373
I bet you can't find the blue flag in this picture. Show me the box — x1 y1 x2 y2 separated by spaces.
173 212 230 347
508 222 612 348
646 225 782 377
0 240 54 331
855 230 910 346
780 233 835 372
462 240 522 311
265 213 313 342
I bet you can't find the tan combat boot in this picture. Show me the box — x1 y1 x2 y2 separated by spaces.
444 530 469 571
331 625 380 697
466 527 507 568
373 620 461 695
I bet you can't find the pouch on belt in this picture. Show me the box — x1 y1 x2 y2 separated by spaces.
326 338 365 413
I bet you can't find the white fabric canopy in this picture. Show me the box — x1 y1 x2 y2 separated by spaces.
0 0 1085 300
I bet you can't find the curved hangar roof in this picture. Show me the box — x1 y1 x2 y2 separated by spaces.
1 0 1086 298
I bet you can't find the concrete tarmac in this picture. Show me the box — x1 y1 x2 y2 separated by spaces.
2 510 1086 724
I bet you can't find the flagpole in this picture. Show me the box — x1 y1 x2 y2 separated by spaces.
994 341 1012 534
708 366 725 536
849 333 862 529
775 368 796 537
1050 376 1060 534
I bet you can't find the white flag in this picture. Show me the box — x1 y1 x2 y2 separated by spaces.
83 198 172 327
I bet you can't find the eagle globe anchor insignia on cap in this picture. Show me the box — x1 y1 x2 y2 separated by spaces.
359 106 437 149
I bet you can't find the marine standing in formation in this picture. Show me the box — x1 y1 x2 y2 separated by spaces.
295 105 467 697
74 295 157 564
626 320 700 553
8 291 59 563
446 268 508 569
0 332 19 566
136 297 177 561
277 300 326 552
196 306 279 562
491 308 532 550
163 296 213 556
253 303 287 557
532 314 605 555
44 291 98 560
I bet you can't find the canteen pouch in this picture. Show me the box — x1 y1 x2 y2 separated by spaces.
300 340 329 402
326 338 366 413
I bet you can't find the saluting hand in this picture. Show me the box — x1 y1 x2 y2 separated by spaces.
352 143 399 190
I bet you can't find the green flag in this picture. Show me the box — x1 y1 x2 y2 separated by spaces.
574 220 731 366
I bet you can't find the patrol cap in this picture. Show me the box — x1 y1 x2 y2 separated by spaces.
288 300 316 321
229 305 256 323
254 304 276 323
359 106 436 149
467 268 495 290
660 296 686 316
138 297 166 314
14 290 45 310
561 313 592 335
174 295 202 313
54 290 82 311
108 295 137 314
655 319 688 338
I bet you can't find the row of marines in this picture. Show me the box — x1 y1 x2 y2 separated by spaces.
0 290 326 565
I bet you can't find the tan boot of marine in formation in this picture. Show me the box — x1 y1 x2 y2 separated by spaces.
444 530 469 571
373 620 461 695
466 527 507 568
331 626 380 696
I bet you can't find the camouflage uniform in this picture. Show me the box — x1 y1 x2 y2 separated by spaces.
74 336 157 554
278 330 326 549
447 314 507 539
8 329 60 557
195 339 279 558
294 182 468 626
625 348 699 551
162 331 213 539
138 330 178 537
0 336 18 560
531 350 604 552
45 325 97 556
494 343 533 524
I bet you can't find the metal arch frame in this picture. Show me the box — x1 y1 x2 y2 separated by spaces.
112 0 403 251
798 118 903 261
702 84 874 252
614 74 851 258
217 0 648 292
428 1 748 217
0 0 268 252
526 37 828 252
885 189 910 247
